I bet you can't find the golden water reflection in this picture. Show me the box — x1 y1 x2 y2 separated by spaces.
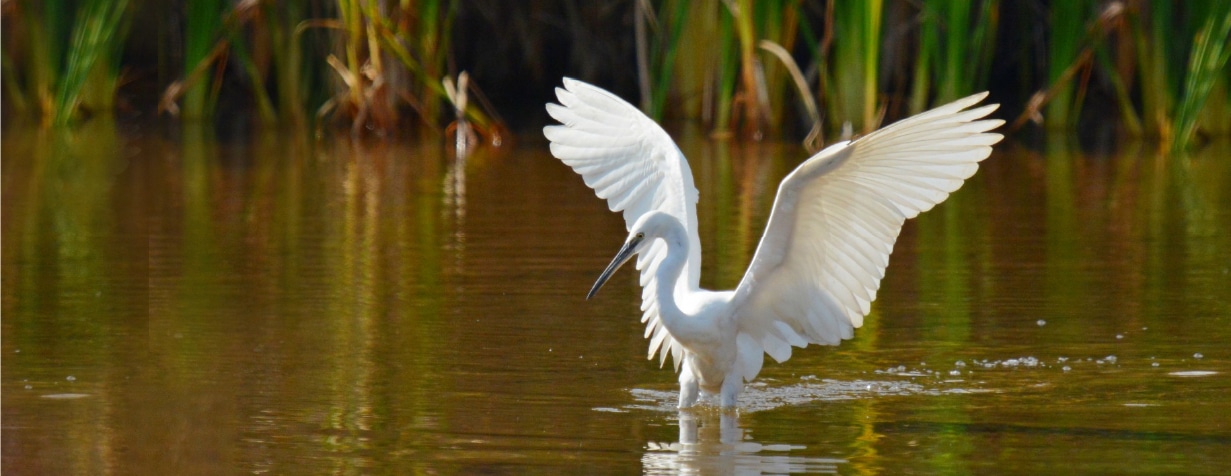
3 124 1230 473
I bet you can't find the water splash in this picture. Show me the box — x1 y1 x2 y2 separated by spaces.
623 377 991 413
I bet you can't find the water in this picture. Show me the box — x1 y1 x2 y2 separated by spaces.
3 123 1230 474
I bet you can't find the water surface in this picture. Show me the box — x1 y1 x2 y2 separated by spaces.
3 123 1230 473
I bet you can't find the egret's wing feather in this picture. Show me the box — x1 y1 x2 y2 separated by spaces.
730 93 1004 381
544 78 702 371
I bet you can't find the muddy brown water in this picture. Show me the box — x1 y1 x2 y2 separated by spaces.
3 123 1229 473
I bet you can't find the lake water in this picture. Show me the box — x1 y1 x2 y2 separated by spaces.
3 122 1230 474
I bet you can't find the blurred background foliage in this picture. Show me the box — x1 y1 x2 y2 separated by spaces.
1 0 1228 151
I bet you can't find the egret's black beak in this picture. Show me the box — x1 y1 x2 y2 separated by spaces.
587 234 643 300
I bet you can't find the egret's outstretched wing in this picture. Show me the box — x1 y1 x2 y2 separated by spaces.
544 78 701 370
729 93 1003 380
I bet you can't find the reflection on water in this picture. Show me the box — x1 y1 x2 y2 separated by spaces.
3 123 1231 473
644 411 844 474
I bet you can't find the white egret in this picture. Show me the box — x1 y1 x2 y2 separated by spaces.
544 78 1003 408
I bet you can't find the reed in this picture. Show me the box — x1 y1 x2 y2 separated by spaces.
1172 2 1231 150
667 0 721 124
636 0 690 120
712 2 740 137
262 0 315 126
1045 0 1094 130
731 0 764 136
824 0 883 133
54 0 130 125
749 0 801 131
181 0 226 120
2 0 131 126
164 1 306 124
313 0 500 137
1121 0 1231 146
1092 16 1143 136
909 0 1000 113
1131 1 1176 139
6 0 1231 145
11 0 70 122
653 1 800 139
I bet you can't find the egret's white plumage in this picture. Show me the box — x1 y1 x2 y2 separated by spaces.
545 78 1003 408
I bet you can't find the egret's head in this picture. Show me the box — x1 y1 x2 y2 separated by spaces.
587 212 674 299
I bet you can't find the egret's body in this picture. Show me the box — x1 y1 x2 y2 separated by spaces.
545 78 1003 408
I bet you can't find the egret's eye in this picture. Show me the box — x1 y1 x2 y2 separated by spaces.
636 232 645 239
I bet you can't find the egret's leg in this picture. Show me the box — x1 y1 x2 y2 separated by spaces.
678 365 700 408
719 373 744 408
719 412 741 445
677 411 698 444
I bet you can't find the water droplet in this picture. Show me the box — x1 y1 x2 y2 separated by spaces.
1057 357 1068 363
1105 355 1117 364
14 349 19 353
1116 334 1124 340
66 376 76 382
954 360 966 368
1062 366 1072 372
949 370 961 376
24 385 32 390
1037 319 1046 326
1152 362 1160 367
1194 353 1204 359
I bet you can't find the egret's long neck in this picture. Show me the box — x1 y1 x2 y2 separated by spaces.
652 221 708 342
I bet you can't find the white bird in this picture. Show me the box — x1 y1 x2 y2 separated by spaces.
544 78 1003 408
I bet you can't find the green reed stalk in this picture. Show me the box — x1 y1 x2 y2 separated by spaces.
1093 43 1143 135
641 0 690 120
1046 0 1092 130
19 0 70 122
713 5 739 137
222 23 277 123
909 3 938 115
265 1 310 125
910 0 999 112
940 0 973 101
666 0 714 123
827 0 882 132
752 0 799 129
16 0 131 126
730 0 765 136
1172 4 1231 151
182 0 226 120
1132 1 1176 138
410 0 447 124
860 0 882 131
